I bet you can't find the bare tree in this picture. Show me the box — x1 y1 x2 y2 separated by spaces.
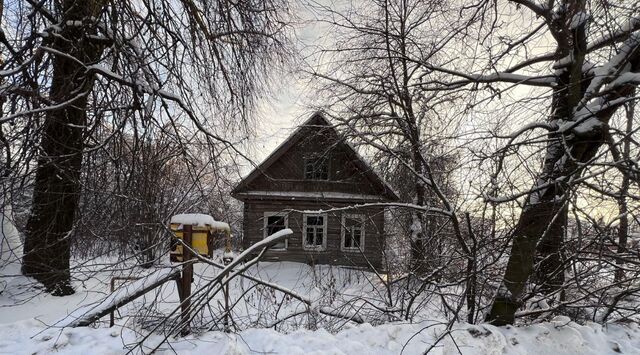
21 0 109 295
465 0 640 325
314 0 640 326
311 0 469 271
614 93 635 282
2 0 292 294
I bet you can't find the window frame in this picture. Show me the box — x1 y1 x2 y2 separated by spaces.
341 214 365 252
303 155 330 181
302 213 328 251
263 212 288 251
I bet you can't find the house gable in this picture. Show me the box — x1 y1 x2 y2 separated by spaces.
232 113 398 202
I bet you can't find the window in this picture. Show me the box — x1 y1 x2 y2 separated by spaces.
303 214 327 250
341 214 365 252
304 156 329 180
264 212 288 250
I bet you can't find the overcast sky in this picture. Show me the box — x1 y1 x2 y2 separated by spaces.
246 2 334 165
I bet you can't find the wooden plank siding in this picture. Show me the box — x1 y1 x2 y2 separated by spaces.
245 132 385 197
242 199 386 269
233 113 399 270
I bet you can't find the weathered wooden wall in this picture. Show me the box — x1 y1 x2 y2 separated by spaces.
233 114 396 270
242 199 386 269
245 128 386 197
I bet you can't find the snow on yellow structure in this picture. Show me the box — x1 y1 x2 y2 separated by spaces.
169 213 231 261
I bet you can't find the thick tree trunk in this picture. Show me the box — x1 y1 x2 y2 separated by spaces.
486 77 640 326
534 203 567 295
22 0 105 295
485 0 640 324
528 0 586 298
487 106 611 322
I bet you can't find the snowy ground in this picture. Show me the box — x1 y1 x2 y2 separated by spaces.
2 249 640 354
2 312 640 354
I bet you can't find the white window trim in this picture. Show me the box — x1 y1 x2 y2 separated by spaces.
341 214 365 252
303 213 328 251
263 212 288 251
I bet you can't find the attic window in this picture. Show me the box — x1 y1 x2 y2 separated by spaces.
304 156 329 180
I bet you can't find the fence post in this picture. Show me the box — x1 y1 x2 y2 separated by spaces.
109 277 141 327
180 224 193 336
109 278 116 327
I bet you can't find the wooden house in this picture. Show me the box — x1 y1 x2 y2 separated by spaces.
232 113 399 269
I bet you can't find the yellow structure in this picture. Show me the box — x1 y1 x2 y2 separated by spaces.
169 213 231 262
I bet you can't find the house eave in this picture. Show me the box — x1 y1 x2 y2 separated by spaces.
232 190 391 203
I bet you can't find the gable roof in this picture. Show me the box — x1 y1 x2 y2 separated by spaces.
232 112 399 201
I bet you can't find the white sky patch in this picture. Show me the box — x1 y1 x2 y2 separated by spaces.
247 1 343 171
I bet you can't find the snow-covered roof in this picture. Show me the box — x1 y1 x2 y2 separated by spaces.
170 213 230 231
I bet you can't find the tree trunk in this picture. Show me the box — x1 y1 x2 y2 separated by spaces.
409 145 428 273
487 89 640 326
528 0 586 298
22 0 106 295
615 95 634 282
484 0 640 324
487 27 640 324
533 203 567 295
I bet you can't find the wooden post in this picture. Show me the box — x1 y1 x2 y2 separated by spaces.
180 224 193 336
109 277 140 327
207 229 214 258
222 235 234 332
109 278 116 327
223 257 230 332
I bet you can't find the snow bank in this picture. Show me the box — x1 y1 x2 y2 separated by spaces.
2 248 640 354
2 254 640 354
2 317 639 354
440 317 640 355
0 319 145 355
